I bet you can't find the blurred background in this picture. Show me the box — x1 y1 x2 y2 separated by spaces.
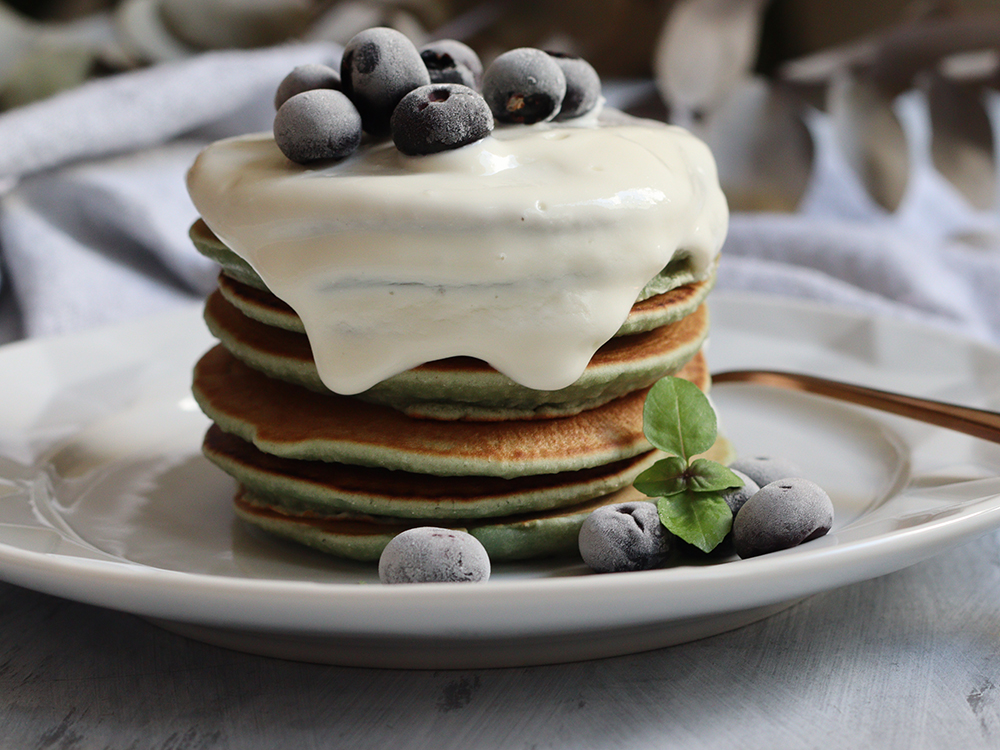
1 0 999 346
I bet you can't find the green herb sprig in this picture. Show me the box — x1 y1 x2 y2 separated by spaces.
634 377 744 552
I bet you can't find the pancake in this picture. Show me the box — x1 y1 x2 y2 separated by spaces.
212 259 718 338
189 218 718 332
233 428 735 561
198 347 717 529
206 425 661 519
203 288 710 420
194 345 712 477
234 485 649 562
189 219 262 290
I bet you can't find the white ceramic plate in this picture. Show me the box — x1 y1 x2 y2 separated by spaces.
2 293 1000 669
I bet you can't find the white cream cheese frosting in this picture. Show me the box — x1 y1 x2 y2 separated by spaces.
187 118 728 395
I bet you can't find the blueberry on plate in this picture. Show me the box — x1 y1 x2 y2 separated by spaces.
274 63 341 110
420 39 483 89
273 89 362 164
481 47 566 124
729 455 804 489
546 51 601 120
722 469 759 516
379 527 490 584
340 27 430 136
732 478 834 559
578 502 671 573
391 83 493 155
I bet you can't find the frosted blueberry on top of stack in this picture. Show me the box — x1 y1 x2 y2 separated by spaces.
419 39 483 89
272 28 604 163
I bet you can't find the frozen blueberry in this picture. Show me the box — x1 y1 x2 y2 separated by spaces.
729 455 804 489
274 63 341 110
721 469 759 516
379 527 490 584
733 478 834 559
273 89 362 164
546 51 601 120
481 47 566 124
391 83 493 155
578 502 671 573
340 27 430 136
420 39 483 89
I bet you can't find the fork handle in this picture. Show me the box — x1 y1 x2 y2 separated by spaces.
712 370 1000 444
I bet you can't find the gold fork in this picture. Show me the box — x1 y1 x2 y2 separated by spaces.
712 370 1000 444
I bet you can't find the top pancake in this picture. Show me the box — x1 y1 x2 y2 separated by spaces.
189 219 718 338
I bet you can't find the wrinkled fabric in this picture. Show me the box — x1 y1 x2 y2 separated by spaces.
0 42 341 341
718 90 1000 345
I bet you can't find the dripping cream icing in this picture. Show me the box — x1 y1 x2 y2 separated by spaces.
187 116 728 395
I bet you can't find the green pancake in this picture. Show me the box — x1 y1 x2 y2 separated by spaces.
233 429 735 561
206 424 662 519
194 345 710 478
203 289 711 420
190 219 262 289
195 345 657 477
234 485 652 561
189 218 718 330
212 263 718 338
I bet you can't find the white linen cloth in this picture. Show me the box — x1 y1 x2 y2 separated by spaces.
0 42 341 341
720 91 1000 345
0 43 998 346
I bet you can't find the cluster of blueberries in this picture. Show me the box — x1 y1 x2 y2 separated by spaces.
378 456 834 584
579 456 835 574
273 27 602 164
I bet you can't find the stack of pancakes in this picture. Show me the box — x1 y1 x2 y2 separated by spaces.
191 219 728 561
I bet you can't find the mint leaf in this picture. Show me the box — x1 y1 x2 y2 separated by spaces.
643 377 717 460
633 456 689 497
637 375 740 554
657 490 733 552
686 459 745 493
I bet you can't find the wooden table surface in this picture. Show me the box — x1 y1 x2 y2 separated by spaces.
3 530 999 749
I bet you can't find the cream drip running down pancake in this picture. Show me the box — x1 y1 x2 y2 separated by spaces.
186 49 729 562
187 118 727 395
